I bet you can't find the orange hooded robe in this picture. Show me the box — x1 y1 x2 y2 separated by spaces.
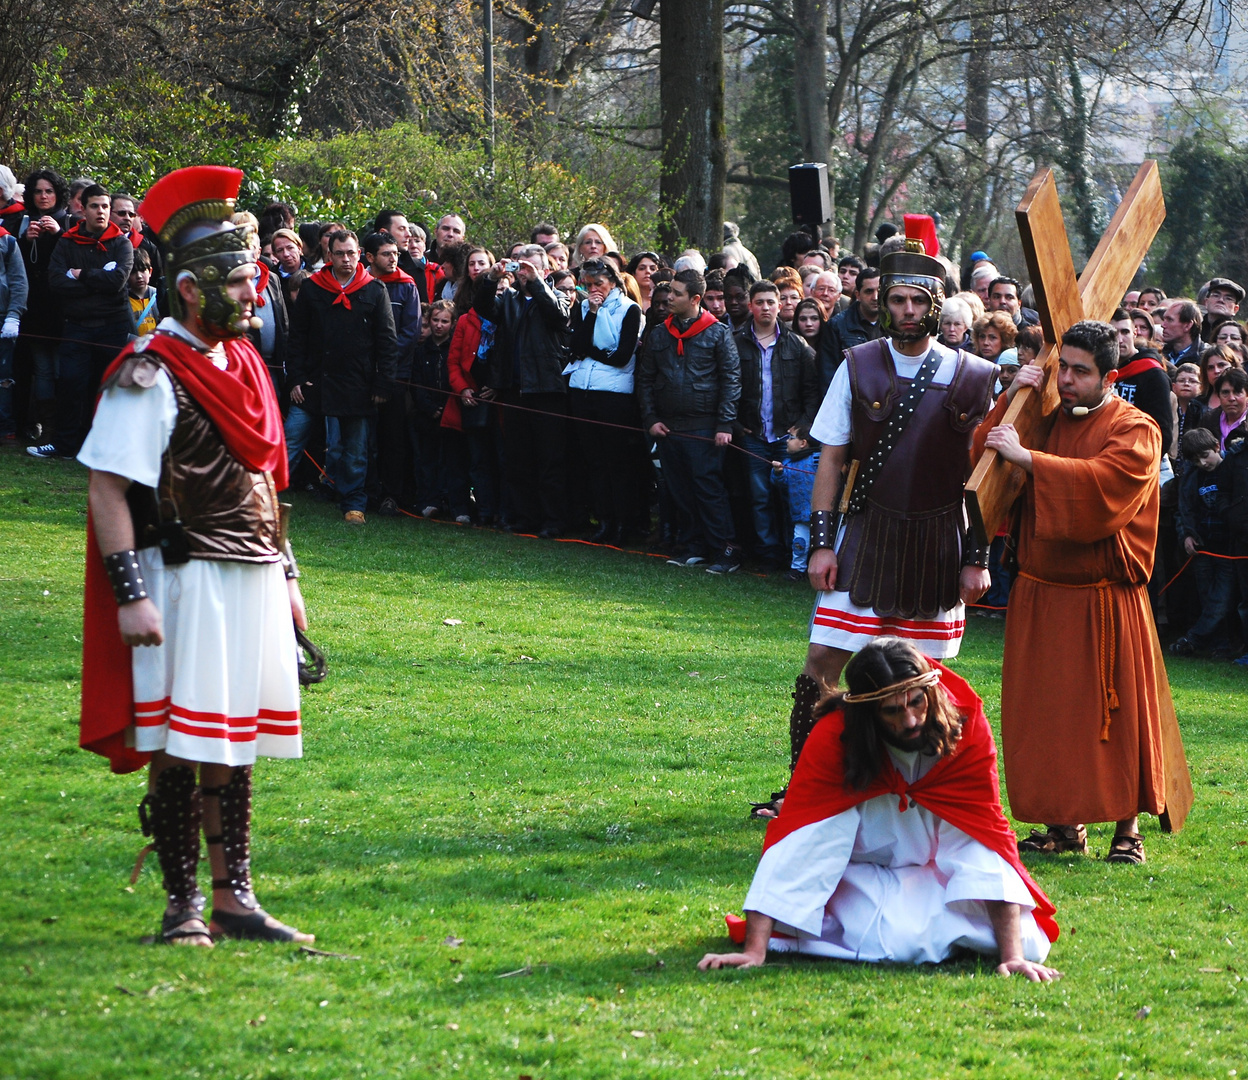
972 392 1175 825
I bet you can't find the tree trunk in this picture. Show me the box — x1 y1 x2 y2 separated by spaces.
1055 38 1104 260
960 12 994 259
850 30 917 251
659 0 726 253
792 0 830 171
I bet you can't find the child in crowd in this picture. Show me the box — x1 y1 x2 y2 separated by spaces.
771 425 821 582
411 299 470 522
1172 362 1204 473
995 348 1020 394
128 248 158 337
1171 427 1233 656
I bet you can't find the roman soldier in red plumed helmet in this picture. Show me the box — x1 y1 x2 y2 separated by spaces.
77 166 314 947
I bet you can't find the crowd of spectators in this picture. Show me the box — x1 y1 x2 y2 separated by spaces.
0 164 1245 650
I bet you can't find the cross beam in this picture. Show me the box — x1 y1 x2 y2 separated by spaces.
964 161 1166 544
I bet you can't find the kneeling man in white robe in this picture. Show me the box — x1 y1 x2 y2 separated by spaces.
700 638 1061 981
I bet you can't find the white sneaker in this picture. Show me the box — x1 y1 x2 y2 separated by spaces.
454 514 472 524
421 505 439 518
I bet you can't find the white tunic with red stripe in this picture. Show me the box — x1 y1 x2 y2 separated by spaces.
78 321 301 766
808 338 965 658
809 591 964 658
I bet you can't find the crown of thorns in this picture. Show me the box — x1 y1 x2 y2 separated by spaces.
842 668 941 705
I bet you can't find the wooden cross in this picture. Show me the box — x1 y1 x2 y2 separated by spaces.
964 160 1166 544
964 161 1193 834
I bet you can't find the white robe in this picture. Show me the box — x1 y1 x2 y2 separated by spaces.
78 321 302 766
743 747 1051 964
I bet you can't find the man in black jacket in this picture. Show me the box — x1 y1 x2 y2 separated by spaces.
31 184 133 459
286 230 397 524
474 245 571 536
734 280 821 567
636 269 743 574
989 277 1040 329
1111 308 1173 459
816 267 882 393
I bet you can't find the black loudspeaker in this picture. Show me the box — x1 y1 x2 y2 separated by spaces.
788 162 830 226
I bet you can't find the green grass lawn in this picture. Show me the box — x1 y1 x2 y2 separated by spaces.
2 446 1247 1079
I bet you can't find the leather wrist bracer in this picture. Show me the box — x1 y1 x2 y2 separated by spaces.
103 549 149 605
810 510 837 552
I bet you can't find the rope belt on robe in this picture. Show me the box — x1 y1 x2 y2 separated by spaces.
1017 572 1119 741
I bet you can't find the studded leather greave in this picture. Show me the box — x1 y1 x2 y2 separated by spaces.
203 766 257 910
139 765 203 913
789 673 823 771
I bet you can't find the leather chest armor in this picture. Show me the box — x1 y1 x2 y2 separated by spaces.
125 362 282 563
836 340 996 618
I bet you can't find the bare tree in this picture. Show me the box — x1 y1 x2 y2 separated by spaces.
660 0 727 250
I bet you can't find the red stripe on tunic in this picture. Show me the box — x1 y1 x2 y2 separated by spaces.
165 704 301 742
813 608 965 640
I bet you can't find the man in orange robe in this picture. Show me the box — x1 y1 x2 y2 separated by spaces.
973 319 1177 864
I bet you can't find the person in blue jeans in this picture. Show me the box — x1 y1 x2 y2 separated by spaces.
1171 427 1233 656
732 280 821 569
770 425 820 581
286 230 396 523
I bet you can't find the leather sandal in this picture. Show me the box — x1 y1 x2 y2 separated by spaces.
210 908 306 943
1017 824 1088 854
1106 832 1146 864
160 909 213 946
749 789 787 820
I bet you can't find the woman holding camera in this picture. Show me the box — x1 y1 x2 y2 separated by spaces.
565 259 643 544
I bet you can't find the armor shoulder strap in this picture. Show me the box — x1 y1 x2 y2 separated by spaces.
102 350 167 392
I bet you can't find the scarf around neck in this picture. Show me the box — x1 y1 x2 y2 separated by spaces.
663 310 718 355
64 220 124 251
308 262 374 309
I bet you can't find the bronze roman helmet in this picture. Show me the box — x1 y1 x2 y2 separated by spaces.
139 166 257 339
878 238 945 340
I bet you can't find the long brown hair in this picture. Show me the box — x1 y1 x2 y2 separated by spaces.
819 637 964 791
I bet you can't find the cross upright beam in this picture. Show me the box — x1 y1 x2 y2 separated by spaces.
964 161 1166 545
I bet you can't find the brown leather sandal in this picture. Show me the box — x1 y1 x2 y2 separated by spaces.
1017 825 1088 854
1106 832 1146 864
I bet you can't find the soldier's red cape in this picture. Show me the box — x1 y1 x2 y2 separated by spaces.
79 330 289 773
762 662 1059 943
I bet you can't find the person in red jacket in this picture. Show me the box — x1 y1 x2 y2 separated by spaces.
444 253 504 524
699 637 1060 979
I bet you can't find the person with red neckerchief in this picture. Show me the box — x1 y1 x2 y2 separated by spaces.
285 228 397 524
31 183 133 459
635 267 742 573
363 230 422 515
